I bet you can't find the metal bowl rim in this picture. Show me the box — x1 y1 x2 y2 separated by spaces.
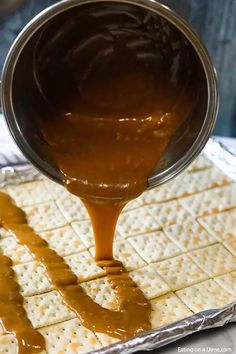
1 0 218 188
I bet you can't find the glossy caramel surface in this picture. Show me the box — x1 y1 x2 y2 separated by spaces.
0 3 200 351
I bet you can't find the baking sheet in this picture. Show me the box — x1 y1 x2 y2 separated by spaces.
0 138 236 354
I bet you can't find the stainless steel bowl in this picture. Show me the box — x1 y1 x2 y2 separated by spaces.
0 0 218 189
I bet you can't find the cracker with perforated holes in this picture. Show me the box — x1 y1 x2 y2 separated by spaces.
151 292 193 328
176 280 235 313
72 220 95 248
117 206 161 238
24 290 75 328
136 175 186 206
180 184 236 217
81 277 118 310
184 166 232 191
56 195 89 222
95 333 119 347
137 165 229 205
0 236 33 264
0 320 101 354
113 240 146 270
153 254 208 291
97 292 193 345
1 157 236 353
198 209 236 241
23 202 68 232
39 225 87 257
13 261 53 296
0 335 23 354
214 271 236 296
164 219 217 251
147 200 192 227
189 244 236 276
39 318 101 353
6 181 52 207
65 251 105 282
129 231 182 263
0 335 46 354
129 265 170 299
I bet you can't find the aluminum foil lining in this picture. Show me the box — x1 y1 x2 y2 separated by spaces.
0 138 236 353
0 163 42 188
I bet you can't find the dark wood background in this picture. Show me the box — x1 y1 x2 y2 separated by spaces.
0 0 236 136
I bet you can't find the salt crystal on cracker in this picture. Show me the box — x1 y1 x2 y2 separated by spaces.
13 261 53 296
153 254 208 291
129 231 181 263
39 225 87 257
214 271 236 296
117 207 161 238
24 290 75 328
164 219 217 251
189 244 236 277
151 292 192 328
177 279 235 313
6 181 52 207
39 318 101 353
129 265 170 299
65 251 105 282
24 202 68 232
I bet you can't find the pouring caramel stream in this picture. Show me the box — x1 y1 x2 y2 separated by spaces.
0 191 150 353
38 6 195 342
0 4 200 352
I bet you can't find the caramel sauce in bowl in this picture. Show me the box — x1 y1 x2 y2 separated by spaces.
35 1 198 264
